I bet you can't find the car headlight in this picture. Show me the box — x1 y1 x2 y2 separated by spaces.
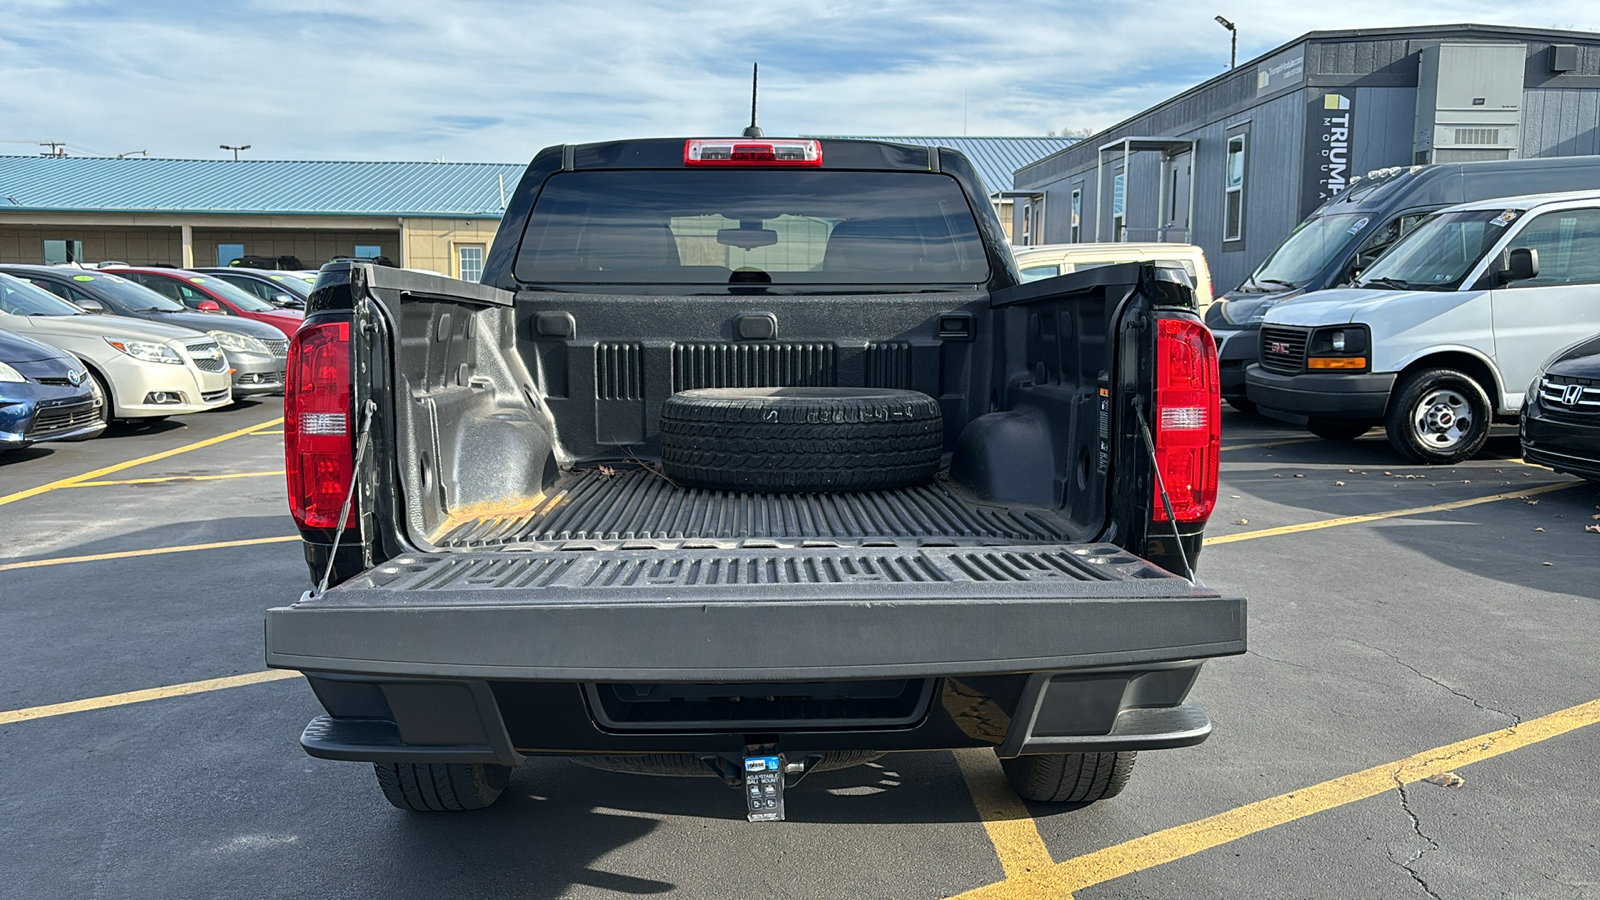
0 361 26 383
208 330 269 354
103 336 184 365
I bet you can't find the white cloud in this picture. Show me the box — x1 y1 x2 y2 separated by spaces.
0 0 1597 161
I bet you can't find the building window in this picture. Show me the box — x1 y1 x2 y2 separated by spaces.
458 244 485 282
1021 204 1032 246
1112 173 1126 241
43 239 83 265
1070 188 1082 243
354 245 382 259
1224 135 1246 242
217 243 244 266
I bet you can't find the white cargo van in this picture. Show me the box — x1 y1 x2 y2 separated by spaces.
1246 189 1600 463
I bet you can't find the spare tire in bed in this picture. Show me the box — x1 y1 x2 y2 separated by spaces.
659 387 943 492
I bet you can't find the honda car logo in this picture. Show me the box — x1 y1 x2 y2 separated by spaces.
1562 383 1585 406
1267 341 1291 355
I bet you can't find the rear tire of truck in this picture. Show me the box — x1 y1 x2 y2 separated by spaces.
1384 368 1492 464
659 387 943 492
1307 417 1372 441
1000 752 1137 804
373 762 513 812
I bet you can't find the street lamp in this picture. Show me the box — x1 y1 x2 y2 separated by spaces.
220 144 251 161
1215 16 1237 70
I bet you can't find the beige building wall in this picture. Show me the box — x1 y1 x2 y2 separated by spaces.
400 218 502 278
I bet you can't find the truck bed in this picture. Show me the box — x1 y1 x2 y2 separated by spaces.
429 467 1079 550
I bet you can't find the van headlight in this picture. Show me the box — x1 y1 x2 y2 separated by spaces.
104 336 184 365
208 330 269 354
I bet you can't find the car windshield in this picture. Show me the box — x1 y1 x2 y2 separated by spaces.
81 272 186 311
261 274 312 297
1245 214 1370 290
1356 208 1519 291
516 170 990 286
0 272 87 316
186 275 278 311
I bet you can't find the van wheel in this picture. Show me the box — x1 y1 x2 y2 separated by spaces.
999 752 1137 804
373 762 512 811
1307 418 1372 441
1384 368 1491 464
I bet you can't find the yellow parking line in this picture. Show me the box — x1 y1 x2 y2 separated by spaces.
0 670 301 726
254 430 284 435
1206 479 1582 546
0 417 283 508
0 536 299 572
1219 437 1322 452
951 696 1600 898
66 470 285 487
953 750 1070 894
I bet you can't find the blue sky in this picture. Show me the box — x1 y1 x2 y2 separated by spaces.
2 0 1598 163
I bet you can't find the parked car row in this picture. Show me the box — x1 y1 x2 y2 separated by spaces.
0 266 301 453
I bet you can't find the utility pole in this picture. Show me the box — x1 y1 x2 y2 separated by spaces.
39 141 67 157
1214 16 1237 69
220 143 251 161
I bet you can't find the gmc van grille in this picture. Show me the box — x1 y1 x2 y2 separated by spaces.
1259 326 1309 374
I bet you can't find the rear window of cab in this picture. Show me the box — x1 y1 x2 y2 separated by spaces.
514 170 991 286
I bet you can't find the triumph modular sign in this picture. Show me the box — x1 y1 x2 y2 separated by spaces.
1302 91 1357 217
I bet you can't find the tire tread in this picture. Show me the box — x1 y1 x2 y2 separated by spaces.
374 762 511 812
1000 752 1138 804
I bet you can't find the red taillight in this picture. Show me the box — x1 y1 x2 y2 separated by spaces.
684 138 823 166
1152 318 1220 524
285 319 353 530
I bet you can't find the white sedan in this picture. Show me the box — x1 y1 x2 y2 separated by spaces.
0 272 231 425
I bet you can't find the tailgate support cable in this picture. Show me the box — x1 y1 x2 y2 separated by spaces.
1133 396 1196 584
314 399 377 598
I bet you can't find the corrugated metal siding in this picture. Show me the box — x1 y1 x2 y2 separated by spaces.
0 157 523 216
1522 89 1600 157
1309 38 1416 75
809 137 1076 195
1353 86 1421 172
1032 90 1305 291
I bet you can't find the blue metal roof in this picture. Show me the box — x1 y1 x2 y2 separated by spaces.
0 156 524 218
0 138 1072 219
807 137 1079 193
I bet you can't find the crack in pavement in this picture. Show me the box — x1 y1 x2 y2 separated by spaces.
1349 638 1529 899
1391 775 1444 900
1349 638 1525 727
1245 648 1396 692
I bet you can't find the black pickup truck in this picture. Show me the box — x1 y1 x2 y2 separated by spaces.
266 137 1244 819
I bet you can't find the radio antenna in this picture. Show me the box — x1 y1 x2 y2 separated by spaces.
742 63 764 138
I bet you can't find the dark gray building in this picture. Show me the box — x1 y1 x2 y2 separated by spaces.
1011 24 1600 291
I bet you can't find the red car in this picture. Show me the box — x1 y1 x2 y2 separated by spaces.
105 267 304 337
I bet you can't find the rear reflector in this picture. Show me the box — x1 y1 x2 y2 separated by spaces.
685 138 823 167
285 318 354 530
1152 318 1220 524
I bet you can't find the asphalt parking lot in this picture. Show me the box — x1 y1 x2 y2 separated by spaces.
3 402 1597 899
